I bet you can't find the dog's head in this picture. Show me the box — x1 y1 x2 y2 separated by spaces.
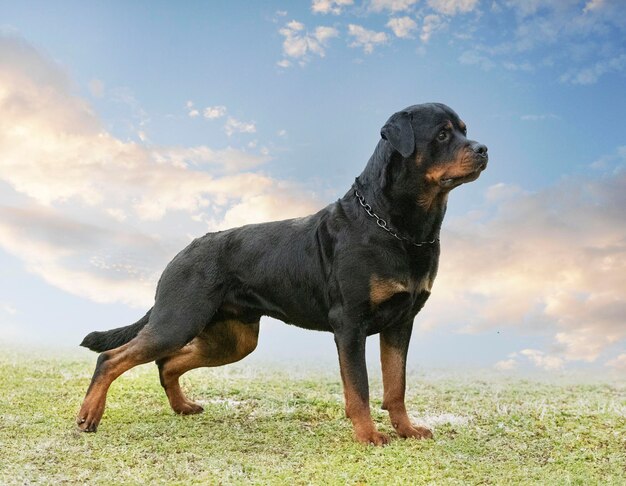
380 103 488 191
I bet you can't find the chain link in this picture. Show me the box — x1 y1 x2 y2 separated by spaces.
354 188 439 247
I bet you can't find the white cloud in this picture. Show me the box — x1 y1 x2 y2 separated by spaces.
428 0 479 15
583 0 605 13
520 113 561 121
369 0 418 13
519 349 564 371
0 206 170 307
224 116 256 136
0 34 323 306
560 54 626 85
494 358 518 371
216 191 321 231
186 100 199 117
312 0 353 15
314 26 340 44
203 105 227 119
419 163 626 366
387 16 417 38
605 353 626 370
278 20 339 66
458 49 495 69
502 60 534 72
347 24 389 54
476 1 626 83
421 15 446 42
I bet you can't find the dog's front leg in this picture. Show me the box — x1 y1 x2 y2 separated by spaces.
380 321 433 439
334 329 389 446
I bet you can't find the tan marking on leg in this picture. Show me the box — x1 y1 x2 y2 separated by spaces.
380 340 432 440
158 320 259 414
370 275 409 307
341 375 389 446
336 344 388 446
158 342 207 415
77 341 151 432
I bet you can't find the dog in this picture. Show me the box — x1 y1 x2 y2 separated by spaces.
78 102 488 445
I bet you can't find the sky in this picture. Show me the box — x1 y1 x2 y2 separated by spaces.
0 0 625 373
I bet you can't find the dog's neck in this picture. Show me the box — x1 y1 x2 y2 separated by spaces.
352 140 447 244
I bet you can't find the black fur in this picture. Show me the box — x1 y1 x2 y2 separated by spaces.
80 310 151 352
78 103 488 443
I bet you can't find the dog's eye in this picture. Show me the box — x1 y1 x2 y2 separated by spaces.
437 130 448 141
462 127 467 136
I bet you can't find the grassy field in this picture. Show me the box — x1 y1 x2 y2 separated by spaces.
0 351 624 485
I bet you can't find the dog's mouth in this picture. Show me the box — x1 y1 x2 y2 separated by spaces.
440 159 488 188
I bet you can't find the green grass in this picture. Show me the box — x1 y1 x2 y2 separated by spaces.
0 352 624 485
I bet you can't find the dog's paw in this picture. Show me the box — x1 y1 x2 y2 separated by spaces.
76 406 103 433
355 428 390 446
173 400 204 415
396 423 433 440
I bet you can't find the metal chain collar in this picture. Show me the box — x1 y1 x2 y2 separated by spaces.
353 188 439 247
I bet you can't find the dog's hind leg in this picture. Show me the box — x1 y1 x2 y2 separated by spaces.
156 320 259 414
77 269 223 432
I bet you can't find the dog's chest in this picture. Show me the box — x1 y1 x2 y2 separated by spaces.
366 268 436 333
369 272 434 307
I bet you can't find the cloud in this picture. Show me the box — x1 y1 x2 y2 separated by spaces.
278 20 339 66
520 113 561 121
187 102 227 120
347 24 389 54
0 206 170 307
477 1 626 83
420 14 446 42
203 105 227 119
0 34 322 307
311 0 353 15
387 16 417 38
494 358 518 371
186 100 199 117
369 0 418 13
458 49 495 69
428 0 479 15
605 353 626 370
419 161 626 366
560 53 626 85
519 349 564 371
216 190 322 231
224 116 256 136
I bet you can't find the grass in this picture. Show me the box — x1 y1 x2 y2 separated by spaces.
0 351 624 485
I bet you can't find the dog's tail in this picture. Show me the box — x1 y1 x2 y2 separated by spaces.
80 309 152 353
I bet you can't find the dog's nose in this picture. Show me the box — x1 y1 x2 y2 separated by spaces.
473 143 488 157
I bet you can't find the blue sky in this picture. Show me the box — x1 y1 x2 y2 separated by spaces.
0 0 625 372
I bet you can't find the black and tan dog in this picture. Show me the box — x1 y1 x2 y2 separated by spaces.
78 102 488 445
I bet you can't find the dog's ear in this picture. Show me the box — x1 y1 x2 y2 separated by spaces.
380 111 415 158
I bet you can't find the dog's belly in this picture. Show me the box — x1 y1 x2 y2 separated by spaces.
217 289 333 332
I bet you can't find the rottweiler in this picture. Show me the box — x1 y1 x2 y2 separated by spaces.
78 102 488 445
